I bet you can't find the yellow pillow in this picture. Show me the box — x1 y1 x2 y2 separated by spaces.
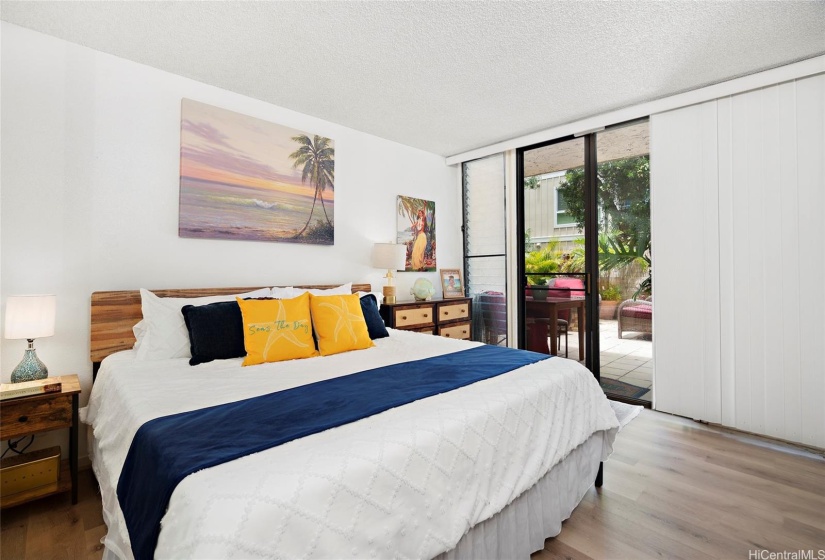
237 294 318 365
309 293 375 356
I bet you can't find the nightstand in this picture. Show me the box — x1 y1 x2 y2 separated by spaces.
0 374 81 508
380 297 473 340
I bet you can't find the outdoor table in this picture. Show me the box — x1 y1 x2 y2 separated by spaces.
525 296 586 360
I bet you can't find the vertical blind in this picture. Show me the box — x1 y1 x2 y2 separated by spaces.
650 72 824 448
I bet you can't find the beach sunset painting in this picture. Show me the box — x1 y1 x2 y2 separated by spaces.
179 99 334 244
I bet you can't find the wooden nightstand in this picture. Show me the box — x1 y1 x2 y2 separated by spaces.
0 374 81 508
380 297 473 340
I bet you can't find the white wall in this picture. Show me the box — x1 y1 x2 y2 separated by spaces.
0 23 460 454
651 72 825 448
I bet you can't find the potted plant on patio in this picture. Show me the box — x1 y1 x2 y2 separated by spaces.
599 285 622 320
529 276 549 300
525 244 561 301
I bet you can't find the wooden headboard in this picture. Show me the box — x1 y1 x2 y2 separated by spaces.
90 284 371 365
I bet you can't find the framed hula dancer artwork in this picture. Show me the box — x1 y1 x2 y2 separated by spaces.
397 196 436 272
440 269 464 299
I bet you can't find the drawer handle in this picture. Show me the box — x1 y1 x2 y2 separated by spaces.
444 333 451 337
423 313 428 318
18 415 29 423
401 315 407 320
462 330 467 334
444 311 449 315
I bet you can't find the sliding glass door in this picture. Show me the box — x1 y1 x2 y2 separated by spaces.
518 137 592 365
517 120 652 404
595 123 652 402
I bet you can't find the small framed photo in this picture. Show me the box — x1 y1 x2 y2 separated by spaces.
440 269 464 299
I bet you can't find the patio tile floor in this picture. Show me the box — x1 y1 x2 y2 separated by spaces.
565 319 652 402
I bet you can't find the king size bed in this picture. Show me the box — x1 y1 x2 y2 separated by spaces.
84 284 622 559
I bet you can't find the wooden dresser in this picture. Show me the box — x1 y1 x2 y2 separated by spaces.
380 297 473 340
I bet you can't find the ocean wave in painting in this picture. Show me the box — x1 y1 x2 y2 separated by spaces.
205 194 296 212
178 177 334 244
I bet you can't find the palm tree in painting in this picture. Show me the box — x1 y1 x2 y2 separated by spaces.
288 135 334 237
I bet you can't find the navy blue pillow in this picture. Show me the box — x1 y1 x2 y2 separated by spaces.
360 294 389 340
181 301 246 366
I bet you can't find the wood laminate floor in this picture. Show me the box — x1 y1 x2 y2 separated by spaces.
1 410 823 559
535 410 825 559
1 469 104 559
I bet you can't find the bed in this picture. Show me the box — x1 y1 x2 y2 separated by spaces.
84 284 621 559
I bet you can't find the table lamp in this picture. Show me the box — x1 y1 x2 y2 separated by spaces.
5 295 56 383
372 243 406 304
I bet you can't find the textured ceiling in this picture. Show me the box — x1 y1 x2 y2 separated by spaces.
2 1 824 157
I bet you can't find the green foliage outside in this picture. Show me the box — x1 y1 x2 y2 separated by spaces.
553 155 652 297
524 238 588 286
524 176 540 190
597 230 651 298
600 285 622 301
524 241 561 285
557 156 650 244
524 235 647 299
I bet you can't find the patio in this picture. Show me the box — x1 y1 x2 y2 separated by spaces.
565 319 652 402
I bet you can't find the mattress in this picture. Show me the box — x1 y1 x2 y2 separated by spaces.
83 329 620 559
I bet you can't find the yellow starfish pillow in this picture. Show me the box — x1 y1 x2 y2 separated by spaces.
237 293 318 365
309 293 375 356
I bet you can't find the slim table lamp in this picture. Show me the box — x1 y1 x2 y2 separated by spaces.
372 243 406 304
5 294 56 383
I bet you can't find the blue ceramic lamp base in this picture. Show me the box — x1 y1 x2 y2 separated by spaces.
11 340 49 383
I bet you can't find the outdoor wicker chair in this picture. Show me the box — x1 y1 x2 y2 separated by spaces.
478 291 507 346
618 298 652 339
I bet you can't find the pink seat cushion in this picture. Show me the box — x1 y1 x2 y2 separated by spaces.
622 305 652 319
552 278 585 298
545 278 585 322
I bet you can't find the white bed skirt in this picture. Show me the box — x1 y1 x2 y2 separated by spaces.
96 429 606 560
435 430 605 560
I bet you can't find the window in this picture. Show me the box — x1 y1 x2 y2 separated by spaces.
463 154 507 346
554 186 576 227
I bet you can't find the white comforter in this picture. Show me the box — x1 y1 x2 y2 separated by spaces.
83 329 619 559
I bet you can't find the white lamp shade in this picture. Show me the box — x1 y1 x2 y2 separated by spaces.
372 243 406 271
4 295 56 340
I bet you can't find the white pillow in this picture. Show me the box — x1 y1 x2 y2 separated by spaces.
135 287 270 361
269 286 294 299
132 320 147 351
356 291 384 305
290 283 353 298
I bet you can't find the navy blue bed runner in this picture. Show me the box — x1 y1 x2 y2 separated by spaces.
117 344 550 560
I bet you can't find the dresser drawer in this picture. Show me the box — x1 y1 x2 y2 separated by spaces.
438 301 470 323
438 322 471 340
0 395 73 440
394 305 435 328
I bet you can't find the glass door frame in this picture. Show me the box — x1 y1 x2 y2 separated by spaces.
516 133 602 384
517 126 652 407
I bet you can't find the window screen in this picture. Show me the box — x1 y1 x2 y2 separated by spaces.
462 154 507 346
